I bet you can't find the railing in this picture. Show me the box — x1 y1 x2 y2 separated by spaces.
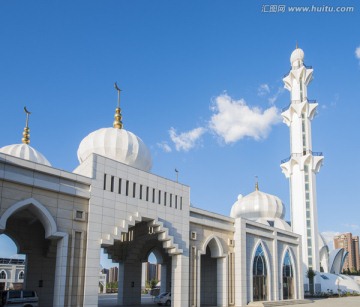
281 156 291 164
281 151 323 164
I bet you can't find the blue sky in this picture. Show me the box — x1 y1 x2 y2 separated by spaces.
0 1 359 268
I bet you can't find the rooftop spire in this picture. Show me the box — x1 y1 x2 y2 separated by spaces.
113 82 123 129
296 40 298 49
255 176 259 191
22 106 31 144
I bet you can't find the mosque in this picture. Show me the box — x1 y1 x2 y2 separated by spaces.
0 47 359 307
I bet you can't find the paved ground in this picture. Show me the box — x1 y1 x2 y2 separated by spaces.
98 294 360 307
293 296 360 306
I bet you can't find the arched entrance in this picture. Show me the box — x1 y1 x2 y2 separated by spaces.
0 198 67 307
101 221 172 306
252 244 268 301
282 250 294 300
199 236 226 307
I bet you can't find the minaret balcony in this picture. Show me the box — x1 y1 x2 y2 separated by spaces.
280 151 324 177
281 150 323 164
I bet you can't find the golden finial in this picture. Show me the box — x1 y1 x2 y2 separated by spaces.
22 107 31 144
113 82 123 129
255 176 259 191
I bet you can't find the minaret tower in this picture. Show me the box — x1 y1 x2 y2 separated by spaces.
280 46 324 274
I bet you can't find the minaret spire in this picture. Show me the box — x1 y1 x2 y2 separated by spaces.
113 82 123 129
281 47 324 277
22 107 31 144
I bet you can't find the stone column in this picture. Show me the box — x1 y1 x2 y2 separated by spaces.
217 256 228 306
53 234 68 307
172 253 189 307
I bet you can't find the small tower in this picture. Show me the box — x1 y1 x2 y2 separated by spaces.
280 46 324 276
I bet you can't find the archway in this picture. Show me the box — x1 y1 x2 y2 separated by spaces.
252 244 268 301
0 198 67 307
100 221 172 306
282 250 294 300
199 236 226 307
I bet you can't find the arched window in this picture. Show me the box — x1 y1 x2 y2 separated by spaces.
18 271 24 280
252 244 268 301
282 250 294 299
0 270 6 280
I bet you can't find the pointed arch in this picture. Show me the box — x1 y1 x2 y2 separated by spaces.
250 240 271 302
18 270 24 280
0 197 62 239
280 247 296 300
0 270 7 280
199 235 225 258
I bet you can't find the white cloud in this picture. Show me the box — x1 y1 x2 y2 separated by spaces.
157 142 172 153
356 46 360 60
209 94 281 143
268 87 285 105
257 84 270 96
169 127 206 152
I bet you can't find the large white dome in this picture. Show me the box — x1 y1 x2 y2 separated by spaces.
77 127 152 172
0 144 51 166
230 188 290 231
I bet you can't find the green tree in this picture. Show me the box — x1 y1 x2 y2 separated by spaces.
306 268 316 295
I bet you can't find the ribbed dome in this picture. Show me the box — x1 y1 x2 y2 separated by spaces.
290 47 304 65
230 189 285 220
77 127 152 172
0 144 51 166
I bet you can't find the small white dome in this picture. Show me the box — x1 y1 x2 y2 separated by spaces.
231 189 285 220
0 144 51 166
77 127 152 172
290 47 304 65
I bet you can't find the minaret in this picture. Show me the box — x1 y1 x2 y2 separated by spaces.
280 46 324 274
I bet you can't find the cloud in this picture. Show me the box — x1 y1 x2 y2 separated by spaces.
157 142 172 153
356 46 360 60
209 94 281 143
169 127 206 152
257 84 270 96
268 87 285 105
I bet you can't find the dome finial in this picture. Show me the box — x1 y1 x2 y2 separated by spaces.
22 106 31 144
113 82 123 129
296 40 298 49
255 175 259 191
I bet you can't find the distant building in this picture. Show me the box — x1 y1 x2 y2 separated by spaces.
0 258 25 291
141 262 161 289
108 266 118 283
334 233 360 272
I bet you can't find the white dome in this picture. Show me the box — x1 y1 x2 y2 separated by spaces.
290 47 304 65
77 127 152 172
231 189 285 220
0 144 51 166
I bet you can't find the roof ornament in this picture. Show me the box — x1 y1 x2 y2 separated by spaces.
113 82 123 129
22 107 31 144
255 175 259 191
296 40 298 49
